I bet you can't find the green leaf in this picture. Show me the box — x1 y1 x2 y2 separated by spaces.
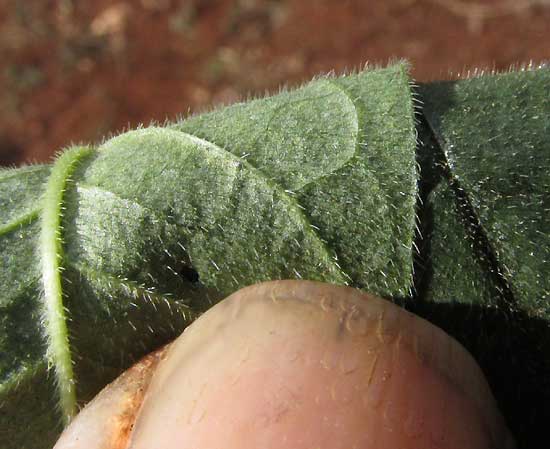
0 63 417 448
173 66 418 296
0 63 548 449
420 70 550 314
415 68 550 447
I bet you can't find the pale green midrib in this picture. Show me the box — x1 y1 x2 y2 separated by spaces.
0 208 40 237
39 145 95 425
174 129 351 284
66 261 201 323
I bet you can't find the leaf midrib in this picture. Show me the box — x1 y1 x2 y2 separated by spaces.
39 146 95 425
421 110 519 310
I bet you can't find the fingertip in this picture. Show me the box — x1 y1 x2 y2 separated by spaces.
53 347 167 449
128 281 514 449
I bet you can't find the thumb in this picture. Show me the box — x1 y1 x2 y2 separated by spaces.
54 281 516 449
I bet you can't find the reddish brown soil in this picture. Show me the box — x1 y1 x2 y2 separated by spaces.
1 0 549 166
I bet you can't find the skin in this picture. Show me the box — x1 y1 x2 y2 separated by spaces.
54 280 516 449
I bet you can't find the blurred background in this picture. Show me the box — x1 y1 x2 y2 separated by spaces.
1 0 549 166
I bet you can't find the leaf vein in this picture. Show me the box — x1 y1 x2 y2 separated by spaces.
67 261 201 323
0 208 40 237
421 111 518 309
175 129 351 283
39 146 95 424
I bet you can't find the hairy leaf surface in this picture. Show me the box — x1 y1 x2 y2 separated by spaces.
0 63 548 449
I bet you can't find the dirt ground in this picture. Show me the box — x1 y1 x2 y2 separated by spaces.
1 0 549 166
